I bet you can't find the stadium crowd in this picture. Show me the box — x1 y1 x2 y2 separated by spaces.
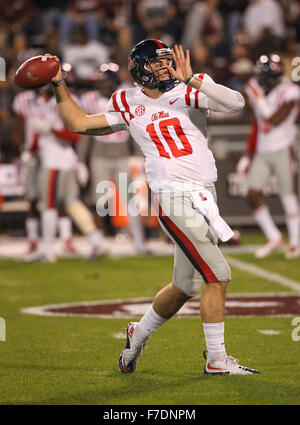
0 0 300 257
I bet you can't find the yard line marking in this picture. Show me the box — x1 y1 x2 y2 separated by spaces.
258 330 281 335
226 255 300 292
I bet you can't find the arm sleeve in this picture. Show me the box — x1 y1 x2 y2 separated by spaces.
199 74 245 112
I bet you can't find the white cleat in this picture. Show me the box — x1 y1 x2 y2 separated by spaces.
254 238 285 258
24 251 57 263
285 245 300 259
204 351 260 375
119 322 148 373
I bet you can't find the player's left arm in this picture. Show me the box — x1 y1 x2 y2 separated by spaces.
245 79 298 126
267 100 295 126
167 45 245 112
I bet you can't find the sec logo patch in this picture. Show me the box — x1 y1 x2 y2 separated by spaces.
135 105 145 116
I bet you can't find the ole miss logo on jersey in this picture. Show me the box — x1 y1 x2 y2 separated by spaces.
135 105 145 116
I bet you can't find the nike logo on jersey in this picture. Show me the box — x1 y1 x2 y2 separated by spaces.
169 98 179 105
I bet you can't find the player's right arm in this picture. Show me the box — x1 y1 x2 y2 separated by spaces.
47 54 115 135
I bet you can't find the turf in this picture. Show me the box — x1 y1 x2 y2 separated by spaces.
0 234 300 405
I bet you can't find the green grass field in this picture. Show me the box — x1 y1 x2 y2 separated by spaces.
0 232 300 405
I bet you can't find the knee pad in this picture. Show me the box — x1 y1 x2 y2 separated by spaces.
66 200 96 235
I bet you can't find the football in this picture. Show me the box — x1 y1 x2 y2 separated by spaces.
14 55 59 89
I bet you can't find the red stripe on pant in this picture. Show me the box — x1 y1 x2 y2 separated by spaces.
47 170 58 209
156 196 218 283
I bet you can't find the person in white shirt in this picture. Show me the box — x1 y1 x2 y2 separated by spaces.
46 39 259 375
12 90 40 254
12 89 76 257
62 26 110 82
237 53 300 259
25 87 104 262
243 0 285 42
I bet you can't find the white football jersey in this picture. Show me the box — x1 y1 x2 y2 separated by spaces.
80 90 129 144
252 81 300 153
12 90 39 151
105 73 217 192
36 96 78 170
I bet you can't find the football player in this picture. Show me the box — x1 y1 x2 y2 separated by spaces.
13 89 76 256
237 54 300 259
26 86 104 262
12 90 40 255
46 40 259 375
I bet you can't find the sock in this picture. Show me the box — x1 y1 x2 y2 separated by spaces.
58 216 72 241
253 205 281 242
41 208 58 257
87 229 104 249
138 305 167 339
25 217 39 242
281 194 300 247
203 322 226 361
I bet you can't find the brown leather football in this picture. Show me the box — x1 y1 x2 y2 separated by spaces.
14 55 59 89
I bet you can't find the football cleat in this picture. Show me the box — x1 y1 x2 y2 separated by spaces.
86 245 103 261
203 351 260 375
285 245 300 259
24 251 57 263
119 322 148 374
254 238 285 258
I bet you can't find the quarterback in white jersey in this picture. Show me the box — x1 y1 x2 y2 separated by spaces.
46 40 259 375
106 71 219 193
239 53 300 259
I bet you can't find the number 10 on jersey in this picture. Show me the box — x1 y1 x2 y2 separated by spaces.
146 118 193 159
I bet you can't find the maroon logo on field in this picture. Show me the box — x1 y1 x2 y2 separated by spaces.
22 294 300 318
135 105 145 116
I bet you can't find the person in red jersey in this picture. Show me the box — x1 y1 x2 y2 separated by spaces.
47 39 259 375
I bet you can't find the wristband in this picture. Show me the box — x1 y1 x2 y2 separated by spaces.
51 79 64 87
184 74 194 86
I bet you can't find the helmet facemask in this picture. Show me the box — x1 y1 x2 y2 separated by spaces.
129 41 178 93
145 55 177 92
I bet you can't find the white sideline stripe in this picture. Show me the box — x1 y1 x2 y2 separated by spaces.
258 329 281 335
226 255 300 292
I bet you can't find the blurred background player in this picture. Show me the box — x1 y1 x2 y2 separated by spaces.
12 89 40 255
25 83 104 262
12 87 80 258
80 69 148 255
237 53 300 259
